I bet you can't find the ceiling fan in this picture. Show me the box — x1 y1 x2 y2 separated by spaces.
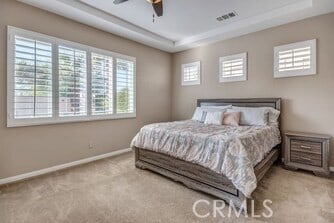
113 0 163 17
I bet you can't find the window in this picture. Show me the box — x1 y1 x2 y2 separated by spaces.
91 53 113 115
7 26 136 127
12 36 53 119
58 46 87 117
181 61 200 86
116 59 135 114
219 53 247 83
274 39 316 78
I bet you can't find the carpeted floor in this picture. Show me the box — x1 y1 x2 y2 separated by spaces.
0 151 333 223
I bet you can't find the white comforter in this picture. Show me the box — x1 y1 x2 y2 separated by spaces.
131 120 281 197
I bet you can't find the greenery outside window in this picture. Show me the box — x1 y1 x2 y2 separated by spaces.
7 26 136 127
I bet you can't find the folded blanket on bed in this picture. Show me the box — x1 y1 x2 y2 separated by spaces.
131 120 281 197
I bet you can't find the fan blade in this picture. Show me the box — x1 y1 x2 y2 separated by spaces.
113 0 128 4
152 1 163 17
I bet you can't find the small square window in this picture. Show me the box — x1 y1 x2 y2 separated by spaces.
219 52 247 83
182 61 201 86
274 39 316 78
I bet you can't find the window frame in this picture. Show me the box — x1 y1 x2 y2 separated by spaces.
274 39 316 78
219 52 247 83
181 61 201 86
7 26 136 127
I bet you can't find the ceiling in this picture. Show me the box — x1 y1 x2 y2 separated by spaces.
17 0 334 52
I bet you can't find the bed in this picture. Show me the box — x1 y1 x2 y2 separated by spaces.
131 98 281 212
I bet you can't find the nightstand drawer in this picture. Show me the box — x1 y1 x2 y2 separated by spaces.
290 140 321 154
290 151 322 167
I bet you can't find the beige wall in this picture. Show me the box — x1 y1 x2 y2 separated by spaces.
0 0 172 178
172 13 334 166
1 0 333 179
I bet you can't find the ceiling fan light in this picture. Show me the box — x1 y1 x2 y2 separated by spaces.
146 0 162 4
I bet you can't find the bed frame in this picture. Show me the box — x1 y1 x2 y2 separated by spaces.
134 98 281 212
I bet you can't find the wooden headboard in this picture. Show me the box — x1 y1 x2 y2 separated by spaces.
197 98 281 111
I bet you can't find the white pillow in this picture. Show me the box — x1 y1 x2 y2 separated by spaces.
262 107 280 126
192 105 231 122
201 105 232 110
204 111 224 125
228 107 269 126
192 107 206 122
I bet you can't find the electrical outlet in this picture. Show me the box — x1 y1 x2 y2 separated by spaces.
89 141 93 149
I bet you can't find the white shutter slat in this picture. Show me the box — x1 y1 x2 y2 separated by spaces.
219 53 247 82
8 27 136 127
222 58 244 77
181 61 200 85
91 52 113 115
278 46 312 72
13 36 53 119
16 63 52 70
116 58 135 114
58 46 87 117
274 39 316 78
183 66 199 81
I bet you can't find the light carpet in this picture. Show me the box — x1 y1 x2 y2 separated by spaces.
0 151 333 223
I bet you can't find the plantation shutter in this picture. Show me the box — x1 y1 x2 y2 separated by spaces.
91 53 113 115
181 61 200 86
183 65 199 82
116 58 135 114
221 58 244 77
274 39 316 78
219 53 247 83
8 27 136 127
58 46 87 117
13 36 53 119
278 46 311 72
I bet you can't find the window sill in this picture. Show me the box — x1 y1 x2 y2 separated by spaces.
181 81 201 86
219 76 247 83
7 113 136 128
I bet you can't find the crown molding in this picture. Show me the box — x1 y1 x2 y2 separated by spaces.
18 0 176 52
17 0 334 53
175 0 313 48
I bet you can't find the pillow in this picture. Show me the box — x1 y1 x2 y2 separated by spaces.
230 106 280 126
201 105 232 110
263 107 280 126
192 107 207 122
228 107 269 126
222 112 241 126
192 105 232 122
204 111 224 125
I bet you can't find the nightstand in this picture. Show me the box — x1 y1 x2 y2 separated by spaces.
284 132 330 177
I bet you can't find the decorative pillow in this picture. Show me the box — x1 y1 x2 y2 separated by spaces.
204 111 224 125
230 106 280 126
192 105 232 122
263 107 280 126
222 112 241 126
192 107 205 122
228 107 269 126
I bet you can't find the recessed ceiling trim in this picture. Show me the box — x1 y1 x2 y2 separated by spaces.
17 0 176 51
174 0 313 47
75 0 171 43
16 0 334 53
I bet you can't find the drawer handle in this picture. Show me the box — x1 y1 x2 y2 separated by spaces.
300 145 312 149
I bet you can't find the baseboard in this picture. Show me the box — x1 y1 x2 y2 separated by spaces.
330 167 334 172
0 148 132 185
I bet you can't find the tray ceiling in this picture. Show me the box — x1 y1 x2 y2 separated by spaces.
17 0 334 52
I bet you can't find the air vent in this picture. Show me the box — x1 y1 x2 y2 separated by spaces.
216 11 238 22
